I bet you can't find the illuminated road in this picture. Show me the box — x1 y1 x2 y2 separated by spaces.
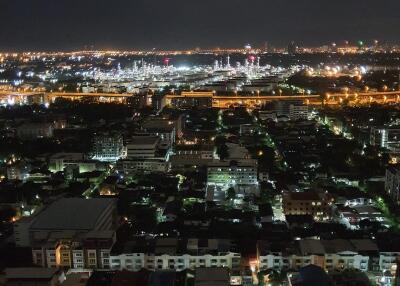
0 90 400 108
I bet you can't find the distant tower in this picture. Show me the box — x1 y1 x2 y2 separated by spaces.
288 41 298 55
214 60 219 70
227 55 231 68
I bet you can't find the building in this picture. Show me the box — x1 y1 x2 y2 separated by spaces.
31 230 116 269
126 135 160 159
6 160 31 181
295 239 374 272
194 268 230 286
370 127 400 151
118 135 170 176
90 133 125 162
207 159 259 196
117 158 169 175
16 122 54 140
170 145 216 169
14 198 117 269
282 191 333 220
165 91 214 109
257 239 377 273
270 100 308 121
289 104 309 121
109 238 241 273
385 166 400 203
378 241 400 275
130 92 152 109
142 115 183 147
288 41 299 55
4 268 65 286
48 152 104 174
258 110 277 122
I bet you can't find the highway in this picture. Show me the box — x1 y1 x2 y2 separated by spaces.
0 90 400 108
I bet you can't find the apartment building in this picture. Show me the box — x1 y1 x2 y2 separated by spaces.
109 238 241 272
14 198 117 269
257 239 378 272
126 135 160 159
385 165 400 203
282 191 333 220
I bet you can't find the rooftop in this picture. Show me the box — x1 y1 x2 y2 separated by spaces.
284 191 321 201
127 135 159 146
5 267 59 280
31 198 115 231
194 268 229 286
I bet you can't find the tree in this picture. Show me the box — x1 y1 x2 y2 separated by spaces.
217 144 229 160
227 187 236 200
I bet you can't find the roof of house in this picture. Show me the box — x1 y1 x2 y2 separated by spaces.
299 240 325 256
111 270 150 286
194 268 229 286
5 267 59 280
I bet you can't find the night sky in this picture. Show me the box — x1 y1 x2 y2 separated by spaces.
1 0 399 51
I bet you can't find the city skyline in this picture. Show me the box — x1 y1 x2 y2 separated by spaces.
2 1 400 285
1 0 400 51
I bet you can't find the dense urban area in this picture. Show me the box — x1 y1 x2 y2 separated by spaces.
2 44 400 286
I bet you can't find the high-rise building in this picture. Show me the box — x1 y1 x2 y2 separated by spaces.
385 166 400 203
